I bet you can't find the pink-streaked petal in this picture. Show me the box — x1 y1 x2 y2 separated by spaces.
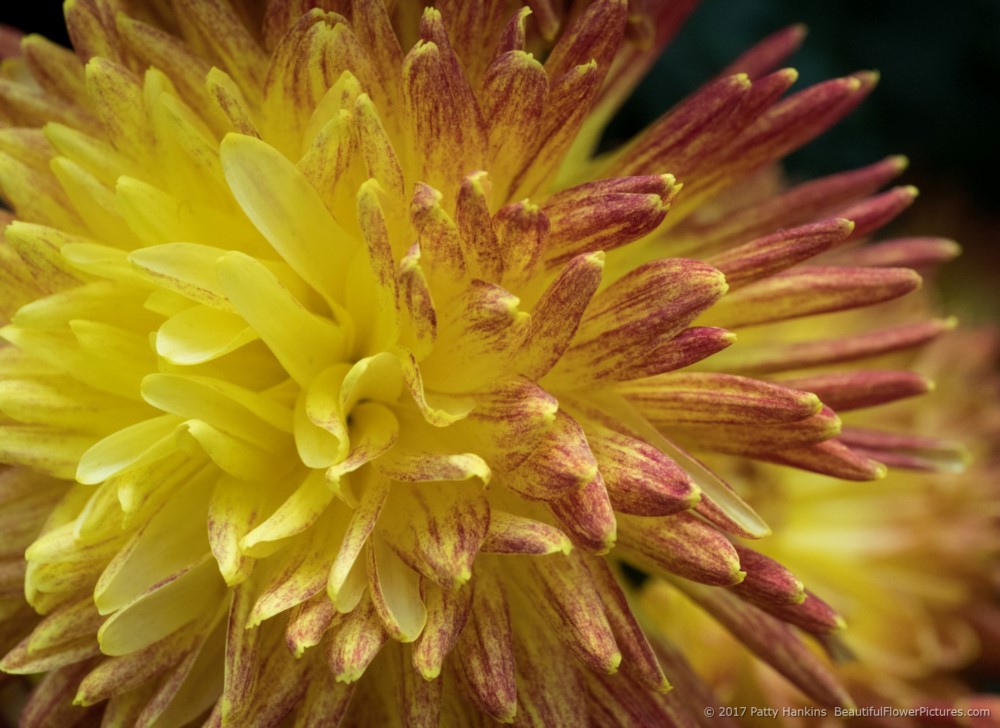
555 258 727 384
701 317 956 375
285 593 337 658
293 658 356 728
618 512 743 587
583 557 670 692
518 251 604 381
616 326 736 382
481 49 548 195
674 155 907 253
544 0 627 86
828 236 961 269
412 578 471 680
619 372 821 426
509 410 597 501
704 265 922 329
21 661 101 728
587 424 698 517
707 217 854 287
672 579 852 707
547 472 617 554
325 593 388 683
835 185 919 241
542 175 677 266
731 545 806 607
402 10 487 198
456 171 503 282
778 369 932 411
522 553 622 675
461 376 557 472
607 74 751 180
494 199 549 287
756 589 846 636
839 427 969 473
382 485 489 589
759 439 888 481
511 614 588 727
717 24 808 80
480 511 572 556
713 73 877 189
409 182 466 280
454 569 517 723
508 60 601 199
669 405 841 455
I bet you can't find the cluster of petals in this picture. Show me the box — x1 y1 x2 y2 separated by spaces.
643 322 1000 725
0 0 966 725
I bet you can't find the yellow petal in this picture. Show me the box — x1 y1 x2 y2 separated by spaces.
220 133 356 306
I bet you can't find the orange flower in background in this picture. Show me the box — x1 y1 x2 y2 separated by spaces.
0 1 983 725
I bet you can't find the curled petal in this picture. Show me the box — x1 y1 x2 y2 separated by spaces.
367 537 427 643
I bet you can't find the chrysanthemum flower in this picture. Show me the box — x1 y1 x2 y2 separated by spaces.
641 320 1000 725
0 1 961 725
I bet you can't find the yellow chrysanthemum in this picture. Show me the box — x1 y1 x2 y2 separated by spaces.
0 1 968 725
